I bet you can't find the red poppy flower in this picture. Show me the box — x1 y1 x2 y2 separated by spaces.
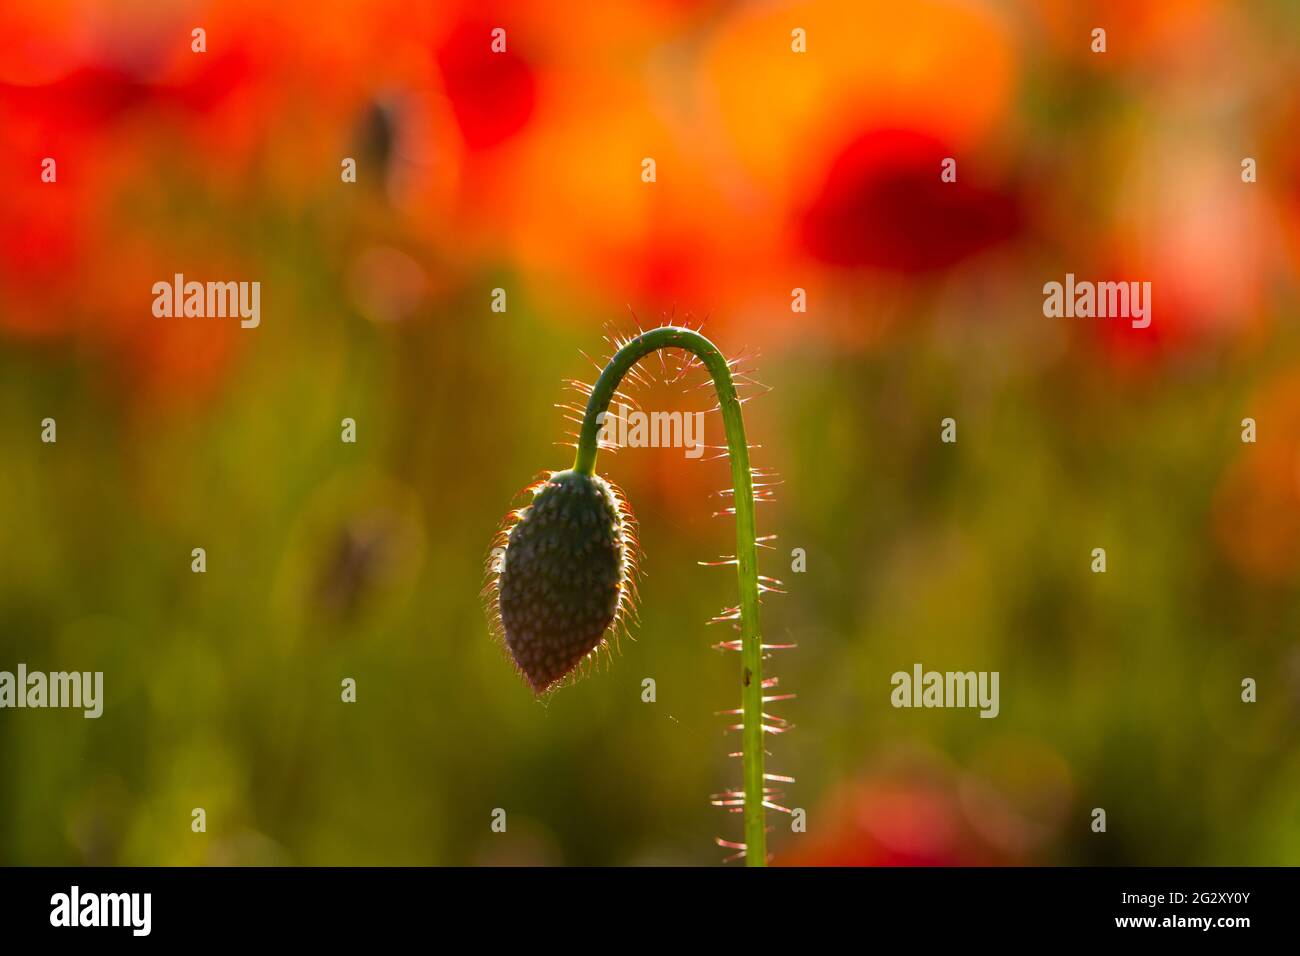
800 128 1019 273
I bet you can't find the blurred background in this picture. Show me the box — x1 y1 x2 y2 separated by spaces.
1 0 1299 866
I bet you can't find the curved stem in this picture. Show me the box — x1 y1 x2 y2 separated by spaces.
573 327 766 866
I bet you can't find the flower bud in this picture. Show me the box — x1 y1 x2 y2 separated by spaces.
489 470 636 693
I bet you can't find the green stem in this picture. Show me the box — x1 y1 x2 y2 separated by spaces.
573 327 766 866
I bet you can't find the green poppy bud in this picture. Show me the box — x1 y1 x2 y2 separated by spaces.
490 470 637 693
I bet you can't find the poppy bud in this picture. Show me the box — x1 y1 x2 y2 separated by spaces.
489 469 637 693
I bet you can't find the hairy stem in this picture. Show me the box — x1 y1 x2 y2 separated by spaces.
573 327 766 866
